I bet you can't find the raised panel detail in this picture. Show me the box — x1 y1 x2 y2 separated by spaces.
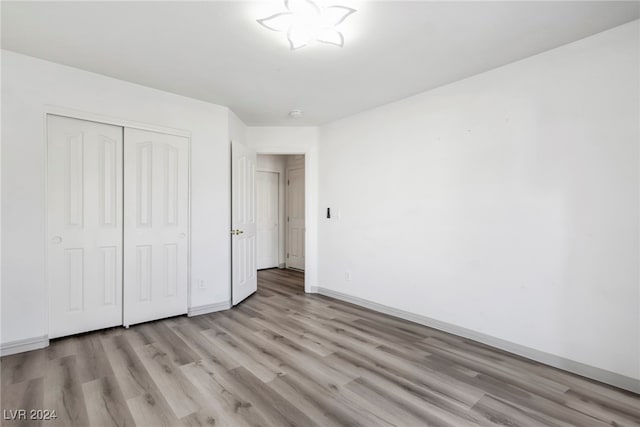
164 244 177 297
137 245 152 301
239 238 247 283
137 143 152 227
99 136 117 227
290 228 305 258
164 144 178 226
65 248 84 311
238 157 247 224
101 246 117 306
249 161 255 224
290 172 304 218
65 133 84 228
248 235 255 279
290 228 298 256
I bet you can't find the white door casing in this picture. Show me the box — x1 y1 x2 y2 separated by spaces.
47 115 124 338
286 167 305 270
257 171 279 270
123 128 189 326
232 140 257 305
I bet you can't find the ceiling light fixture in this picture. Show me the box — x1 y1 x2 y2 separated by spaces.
257 0 356 50
289 109 304 118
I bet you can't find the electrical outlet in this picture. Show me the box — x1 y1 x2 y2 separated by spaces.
345 272 351 281
198 280 205 289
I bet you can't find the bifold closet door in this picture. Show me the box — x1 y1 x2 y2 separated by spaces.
47 115 124 339
123 128 189 326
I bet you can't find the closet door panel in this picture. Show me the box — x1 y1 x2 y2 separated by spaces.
47 115 123 338
124 128 189 326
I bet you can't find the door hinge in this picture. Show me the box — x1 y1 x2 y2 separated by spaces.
287 216 290 222
287 253 290 258
287 179 290 185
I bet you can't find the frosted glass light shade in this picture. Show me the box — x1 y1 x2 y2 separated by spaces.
257 0 356 50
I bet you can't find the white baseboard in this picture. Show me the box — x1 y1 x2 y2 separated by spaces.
0 335 49 357
188 301 231 317
314 287 640 394
2 303 231 356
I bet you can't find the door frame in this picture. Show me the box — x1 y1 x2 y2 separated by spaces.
256 170 280 270
43 105 192 337
242 147 316 295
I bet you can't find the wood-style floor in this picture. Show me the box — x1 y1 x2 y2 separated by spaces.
1 269 639 427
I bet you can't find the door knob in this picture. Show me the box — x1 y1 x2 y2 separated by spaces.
51 236 62 244
179 233 186 239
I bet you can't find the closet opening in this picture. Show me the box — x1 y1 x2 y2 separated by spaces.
46 113 190 338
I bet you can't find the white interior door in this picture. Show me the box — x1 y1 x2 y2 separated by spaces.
123 128 189 326
47 115 123 338
232 140 257 305
286 167 305 270
257 171 279 270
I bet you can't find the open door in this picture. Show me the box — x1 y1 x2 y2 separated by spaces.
231 140 257 305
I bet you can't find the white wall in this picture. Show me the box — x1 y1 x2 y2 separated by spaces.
246 127 319 291
318 20 640 385
257 154 287 266
229 109 247 148
1 51 231 345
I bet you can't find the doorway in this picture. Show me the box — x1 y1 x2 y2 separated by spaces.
255 154 305 288
231 148 307 305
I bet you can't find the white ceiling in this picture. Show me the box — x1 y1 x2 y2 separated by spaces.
2 1 638 125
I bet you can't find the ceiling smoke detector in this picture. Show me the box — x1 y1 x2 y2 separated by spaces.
289 109 304 118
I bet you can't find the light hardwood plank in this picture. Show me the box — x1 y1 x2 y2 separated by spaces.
1 268 638 427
